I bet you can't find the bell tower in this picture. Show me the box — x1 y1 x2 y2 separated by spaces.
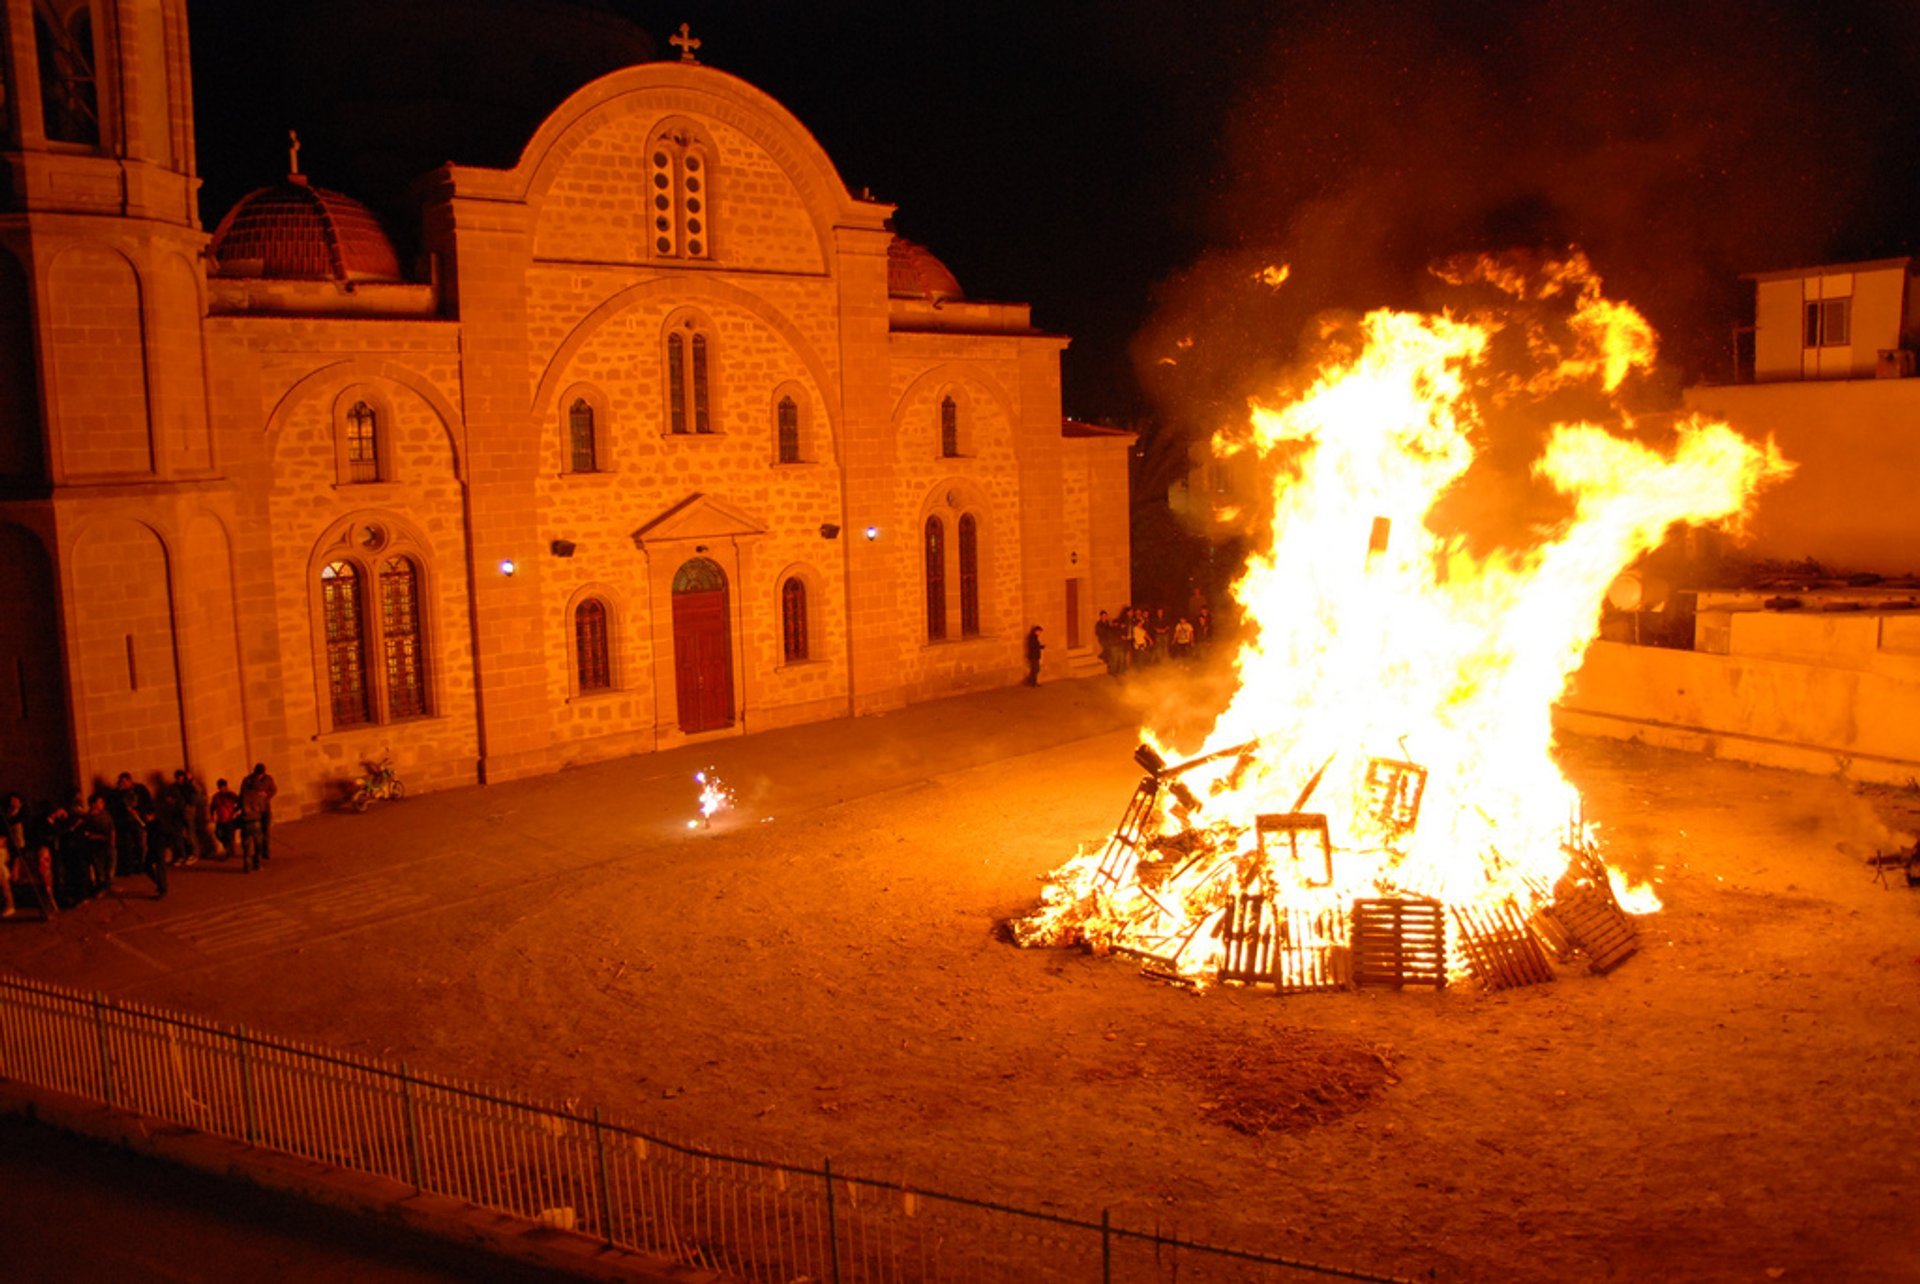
0 0 210 799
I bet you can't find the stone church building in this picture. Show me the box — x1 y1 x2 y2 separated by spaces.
0 3 1132 813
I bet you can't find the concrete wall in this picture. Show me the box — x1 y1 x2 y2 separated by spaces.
1684 378 1920 575
1558 615 1920 784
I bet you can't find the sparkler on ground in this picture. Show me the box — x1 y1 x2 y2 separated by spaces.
689 769 735 829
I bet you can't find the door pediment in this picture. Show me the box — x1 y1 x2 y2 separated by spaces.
631 493 767 549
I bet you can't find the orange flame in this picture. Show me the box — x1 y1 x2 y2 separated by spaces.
1020 255 1792 980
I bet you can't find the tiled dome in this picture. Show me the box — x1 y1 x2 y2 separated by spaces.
210 177 404 282
887 236 963 302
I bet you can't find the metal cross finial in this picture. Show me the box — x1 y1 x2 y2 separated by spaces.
670 22 701 63
288 129 302 178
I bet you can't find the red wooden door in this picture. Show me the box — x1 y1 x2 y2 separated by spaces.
672 588 734 733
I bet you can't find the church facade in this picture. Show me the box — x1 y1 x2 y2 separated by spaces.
0 3 1132 813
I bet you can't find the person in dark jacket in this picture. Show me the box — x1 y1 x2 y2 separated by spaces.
1024 625 1044 687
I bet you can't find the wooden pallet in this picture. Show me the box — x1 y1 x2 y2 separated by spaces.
1255 813 1334 887
1450 899 1554 990
1350 897 1446 990
1094 776 1160 886
1217 897 1350 992
1362 757 1428 837
1548 887 1639 974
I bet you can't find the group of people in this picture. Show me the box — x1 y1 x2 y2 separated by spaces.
1094 604 1214 676
1 764 278 919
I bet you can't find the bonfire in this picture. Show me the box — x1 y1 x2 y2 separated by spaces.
1017 253 1792 991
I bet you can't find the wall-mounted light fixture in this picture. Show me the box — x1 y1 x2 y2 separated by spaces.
500 559 517 577
695 544 709 554
550 539 576 558
819 523 840 539
864 525 879 541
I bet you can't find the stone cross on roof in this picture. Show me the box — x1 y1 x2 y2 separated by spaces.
288 129 302 179
670 22 701 63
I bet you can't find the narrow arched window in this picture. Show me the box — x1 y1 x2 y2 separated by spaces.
345 400 380 482
36 8 99 146
321 561 370 727
666 333 687 434
649 128 715 260
666 322 714 435
380 557 427 718
958 513 980 638
940 396 959 458
781 576 808 662
776 396 800 464
924 516 946 641
568 398 597 472
690 333 711 433
575 598 611 692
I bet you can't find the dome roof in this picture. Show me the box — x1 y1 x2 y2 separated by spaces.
210 177 405 282
888 236 963 301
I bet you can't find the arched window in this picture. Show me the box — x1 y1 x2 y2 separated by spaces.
35 7 99 146
321 561 370 727
924 516 946 641
776 396 800 464
940 396 959 458
958 513 980 638
665 321 713 434
781 576 808 662
648 125 715 260
345 400 381 482
380 557 427 718
568 398 597 472
575 598 611 692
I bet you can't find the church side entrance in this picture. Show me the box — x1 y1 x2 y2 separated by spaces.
671 557 734 734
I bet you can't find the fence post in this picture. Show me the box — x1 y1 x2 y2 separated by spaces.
400 1062 423 1190
237 1025 257 1144
1102 1207 1113 1284
824 1156 841 1284
92 992 113 1104
592 1107 615 1249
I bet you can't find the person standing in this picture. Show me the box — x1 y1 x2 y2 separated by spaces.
174 769 214 861
80 793 121 894
1024 625 1044 687
254 763 277 860
1172 616 1195 661
210 778 241 858
239 765 276 871
108 772 153 883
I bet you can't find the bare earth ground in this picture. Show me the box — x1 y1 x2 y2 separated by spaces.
3 666 1918 1282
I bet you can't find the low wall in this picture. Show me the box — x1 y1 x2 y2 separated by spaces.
1556 638 1920 784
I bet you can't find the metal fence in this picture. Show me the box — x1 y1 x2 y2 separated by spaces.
0 974 1409 1283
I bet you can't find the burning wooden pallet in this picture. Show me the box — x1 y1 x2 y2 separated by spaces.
1544 834 1639 973
1350 897 1447 990
1450 898 1554 990
1217 896 1351 993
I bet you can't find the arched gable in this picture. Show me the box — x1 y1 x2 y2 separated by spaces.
531 275 838 463
263 358 464 480
891 363 1017 463
457 63 888 272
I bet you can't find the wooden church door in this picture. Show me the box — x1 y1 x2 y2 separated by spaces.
671 557 734 733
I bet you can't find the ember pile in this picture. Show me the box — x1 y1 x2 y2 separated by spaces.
1017 254 1793 992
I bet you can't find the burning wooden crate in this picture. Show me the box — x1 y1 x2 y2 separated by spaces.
1450 898 1554 990
1217 895 1351 993
1350 896 1447 990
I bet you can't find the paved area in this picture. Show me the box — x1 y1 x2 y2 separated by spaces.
0 676 1142 994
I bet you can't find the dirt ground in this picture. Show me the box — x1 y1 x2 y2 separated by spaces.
4 666 1918 1282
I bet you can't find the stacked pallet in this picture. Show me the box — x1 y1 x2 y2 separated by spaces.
1450 898 1554 990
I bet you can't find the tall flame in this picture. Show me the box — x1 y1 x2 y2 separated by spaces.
1020 255 1792 978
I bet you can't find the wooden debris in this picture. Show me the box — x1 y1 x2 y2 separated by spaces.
1546 887 1639 974
1450 898 1554 990
1350 896 1447 989
1095 776 1160 886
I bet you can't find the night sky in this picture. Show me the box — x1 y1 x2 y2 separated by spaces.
188 1 1920 434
